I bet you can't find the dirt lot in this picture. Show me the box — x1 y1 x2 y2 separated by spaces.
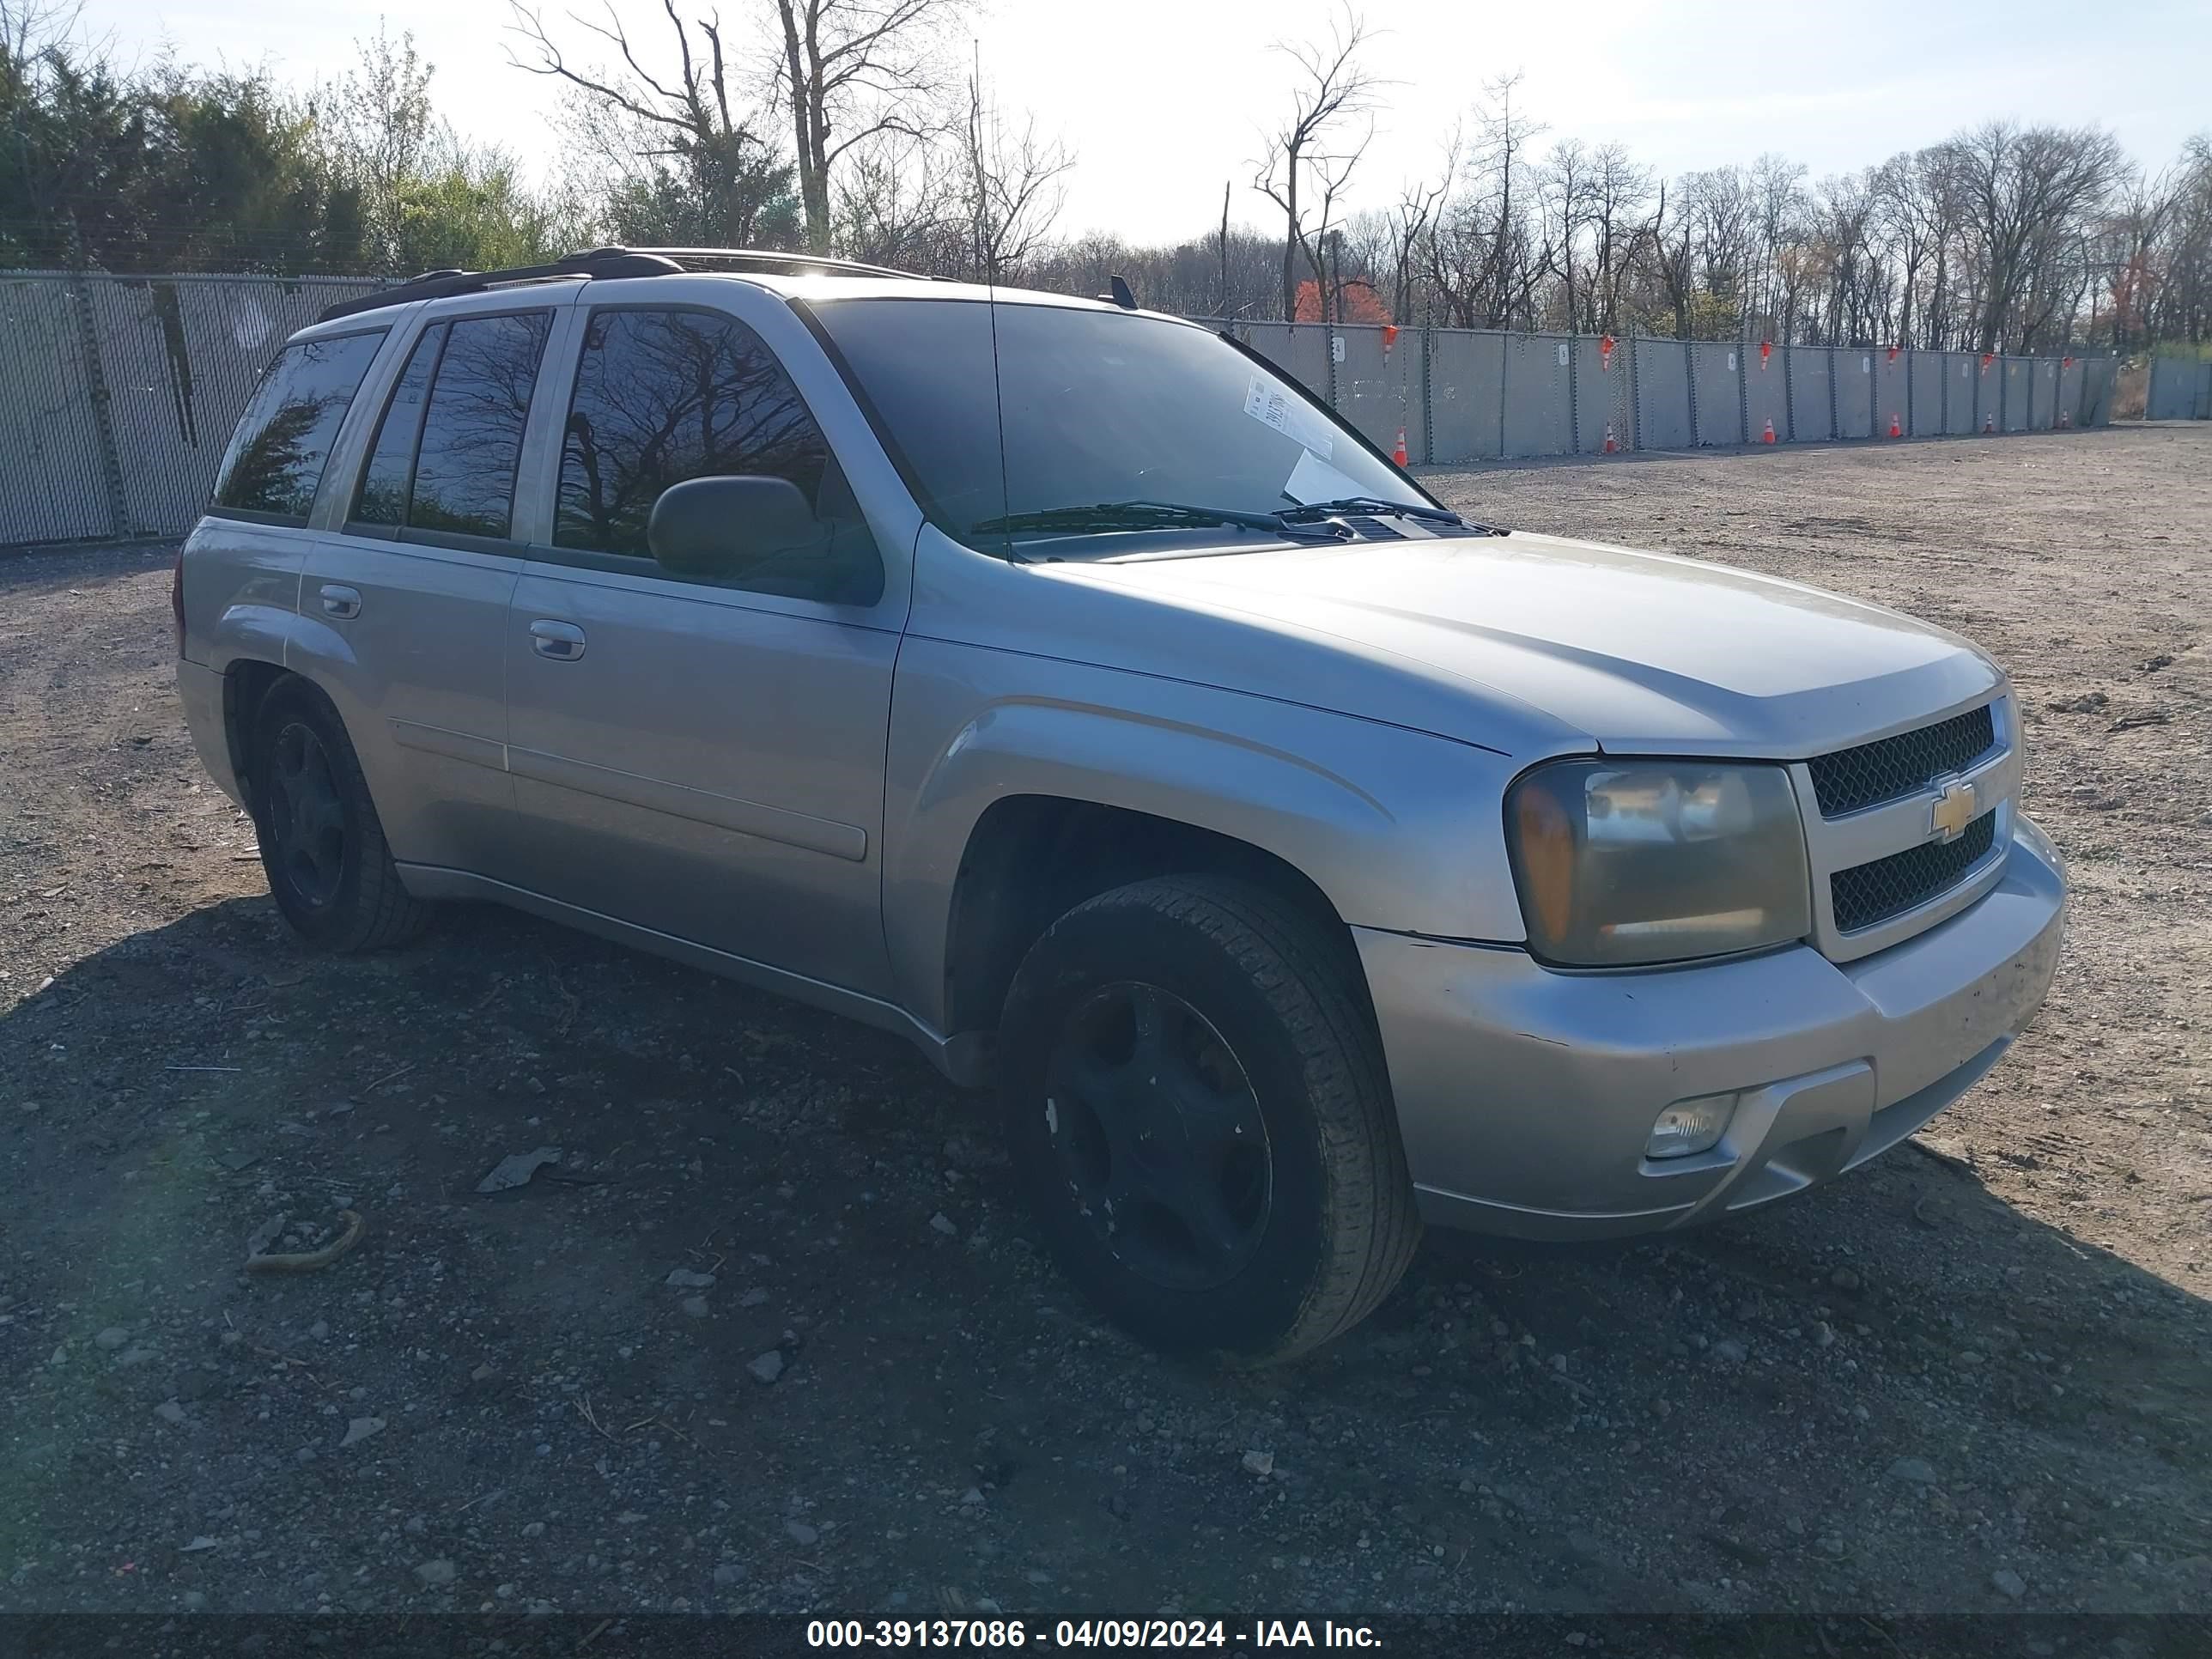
2 426 2208 1623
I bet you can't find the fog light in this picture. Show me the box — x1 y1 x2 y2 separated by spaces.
1646 1093 1737 1159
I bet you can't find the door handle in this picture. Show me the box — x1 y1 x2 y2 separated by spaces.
319 584 362 620
529 619 586 661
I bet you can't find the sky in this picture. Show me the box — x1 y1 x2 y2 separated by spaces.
70 0 2212 245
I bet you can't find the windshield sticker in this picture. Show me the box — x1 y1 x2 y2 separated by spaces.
1283 447 1368 506
1244 376 1333 460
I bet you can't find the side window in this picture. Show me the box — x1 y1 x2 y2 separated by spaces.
210 330 386 520
408 313 553 539
555 307 844 568
349 312 551 542
353 323 444 526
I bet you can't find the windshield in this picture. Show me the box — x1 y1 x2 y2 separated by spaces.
805 296 1428 550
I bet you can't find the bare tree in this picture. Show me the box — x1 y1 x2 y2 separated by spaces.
1941 120 2124 351
507 2 796 249
958 54 1070 283
1250 5 1382 322
771 0 966 254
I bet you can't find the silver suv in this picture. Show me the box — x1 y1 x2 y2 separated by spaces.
176 248 2064 1364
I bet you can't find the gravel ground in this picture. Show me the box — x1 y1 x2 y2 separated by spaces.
1 426 2208 1622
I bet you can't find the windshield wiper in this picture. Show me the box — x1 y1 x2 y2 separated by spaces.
1278 495 1483 529
972 500 1351 544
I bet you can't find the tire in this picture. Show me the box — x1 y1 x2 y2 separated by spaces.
998 876 1420 1364
249 678 432 952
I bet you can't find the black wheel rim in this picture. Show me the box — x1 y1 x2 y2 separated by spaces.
1042 981 1273 1292
264 720 347 908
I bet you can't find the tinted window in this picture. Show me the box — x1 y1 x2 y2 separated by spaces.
555 308 830 558
353 324 444 526
211 330 386 520
407 312 552 539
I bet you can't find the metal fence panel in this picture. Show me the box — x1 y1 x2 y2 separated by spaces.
1787 346 1833 441
1331 325 1421 464
2145 354 2196 419
86 274 383 539
1503 334 1574 458
1965 355 1997 434
2002 358 2029 432
2081 356 2116 426
1874 349 1909 440
1574 336 1628 454
2057 356 2086 428
1745 344 1789 443
1633 337 1693 449
0 276 116 543
2026 359 2058 431
2199 361 2212 420
1906 351 1941 436
1834 346 1875 439
1688 341 1743 446
1427 330 1504 463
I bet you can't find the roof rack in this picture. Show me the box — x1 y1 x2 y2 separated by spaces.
596 246 938 282
316 245 933 325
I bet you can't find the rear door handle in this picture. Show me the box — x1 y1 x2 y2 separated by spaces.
319 584 362 620
529 619 586 661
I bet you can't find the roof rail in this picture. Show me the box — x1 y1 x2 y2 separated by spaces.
573 246 937 282
316 245 937 325
316 250 682 324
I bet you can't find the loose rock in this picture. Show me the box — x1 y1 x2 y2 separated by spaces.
1991 1568 2027 1599
1888 1456 1939 1486
415 1558 457 1587
747 1350 786 1385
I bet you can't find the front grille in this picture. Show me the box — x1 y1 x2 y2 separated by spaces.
1830 811 1996 933
1807 704 1996 817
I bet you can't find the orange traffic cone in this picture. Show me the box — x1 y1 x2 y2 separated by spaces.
1761 416 1777 444
1984 411 1995 434
1888 412 1902 438
1602 422 1618 453
2057 410 2070 428
1393 426 1408 466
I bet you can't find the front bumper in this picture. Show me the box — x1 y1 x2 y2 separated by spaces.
1357 817 2065 1240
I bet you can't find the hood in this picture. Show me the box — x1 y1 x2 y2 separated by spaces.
1031 530 2002 760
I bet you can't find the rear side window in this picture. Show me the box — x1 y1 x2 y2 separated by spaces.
353 324 443 526
554 308 830 558
210 330 386 520
349 311 552 542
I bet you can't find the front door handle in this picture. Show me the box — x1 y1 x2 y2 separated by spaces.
529 619 586 661
319 584 362 620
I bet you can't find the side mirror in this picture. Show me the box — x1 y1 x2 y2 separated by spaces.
647 474 826 580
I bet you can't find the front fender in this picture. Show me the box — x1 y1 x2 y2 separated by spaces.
882 635 1529 1030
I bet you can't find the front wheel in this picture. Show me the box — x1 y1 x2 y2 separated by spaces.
250 679 432 952
998 877 1419 1364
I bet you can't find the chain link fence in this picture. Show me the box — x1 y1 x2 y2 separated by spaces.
0 270 2124 549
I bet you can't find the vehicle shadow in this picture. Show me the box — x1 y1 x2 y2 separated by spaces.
3 891 2208 1617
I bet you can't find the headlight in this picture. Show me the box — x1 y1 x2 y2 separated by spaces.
1506 760 1811 967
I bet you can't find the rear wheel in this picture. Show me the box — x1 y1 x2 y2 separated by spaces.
999 877 1419 1364
250 680 431 952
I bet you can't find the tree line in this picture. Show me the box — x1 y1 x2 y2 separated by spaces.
4 0 2207 351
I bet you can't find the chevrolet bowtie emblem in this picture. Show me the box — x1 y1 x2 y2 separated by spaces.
1930 779 1978 842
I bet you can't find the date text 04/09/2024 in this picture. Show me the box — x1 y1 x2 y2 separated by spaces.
803 1620 1382 1648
